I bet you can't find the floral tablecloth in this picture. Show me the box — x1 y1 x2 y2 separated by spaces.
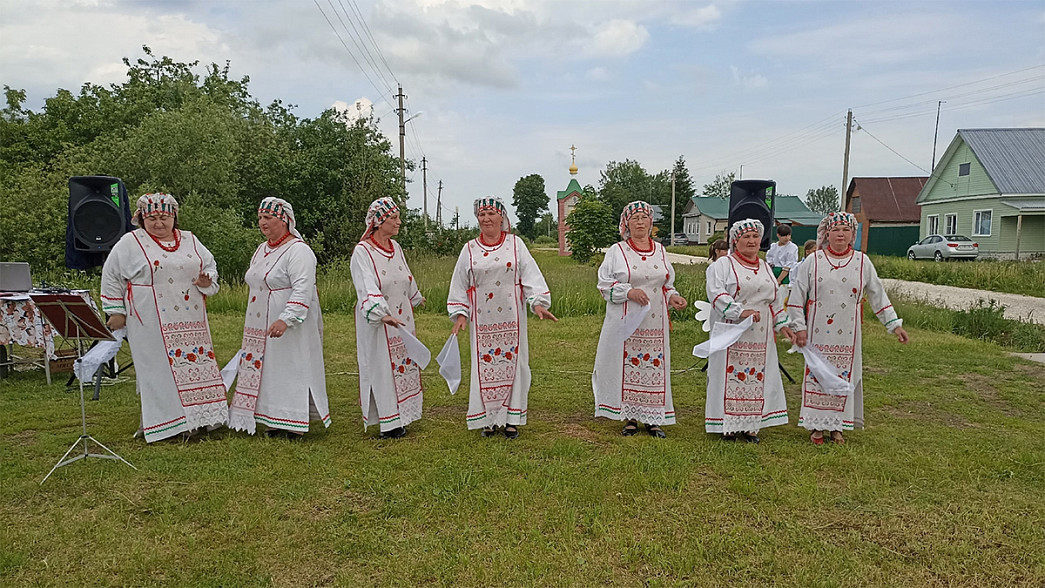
1 291 97 360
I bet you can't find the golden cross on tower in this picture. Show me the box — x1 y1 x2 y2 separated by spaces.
569 144 578 176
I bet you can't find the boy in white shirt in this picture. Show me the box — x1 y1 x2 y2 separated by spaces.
766 224 799 285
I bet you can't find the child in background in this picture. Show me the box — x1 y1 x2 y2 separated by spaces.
708 239 729 262
766 224 799 285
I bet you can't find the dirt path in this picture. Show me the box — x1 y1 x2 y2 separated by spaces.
659 251 1044 325
879 279 1045 325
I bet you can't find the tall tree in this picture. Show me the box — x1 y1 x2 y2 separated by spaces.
597 159 653 219
565 196 616 264
805 185 840 214
703 171 736 199
511 173 549 239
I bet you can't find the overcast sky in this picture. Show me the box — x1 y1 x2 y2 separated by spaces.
3 0 1043 226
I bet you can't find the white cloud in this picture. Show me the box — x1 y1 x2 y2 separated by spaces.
588 19 649 58
586 67 611 81
730 66 768 89
670 4 722 29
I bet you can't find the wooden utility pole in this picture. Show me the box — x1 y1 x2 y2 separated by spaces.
396 85 406 198
422 156 428 229
932 100 946 171
841 109 853 211
670 171 676 246
436 180 443 227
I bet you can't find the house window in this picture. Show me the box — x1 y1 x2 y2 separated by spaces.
958 163 971 176
973 210 991 236
706 221 712 234
927 214 939 235
944 214 957 235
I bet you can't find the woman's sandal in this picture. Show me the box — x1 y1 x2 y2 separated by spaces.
645 423 667 439
621 420 639 436
741 432 760 444
810 431 825 446
830 431 845 445
503 425 519 440
481 426 498 438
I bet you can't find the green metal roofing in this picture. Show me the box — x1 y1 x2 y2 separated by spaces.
556 178 584 200
685 194 822 225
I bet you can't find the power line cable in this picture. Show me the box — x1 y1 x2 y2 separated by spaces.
348 0 398 84
332 0 393 89
313 0 395 110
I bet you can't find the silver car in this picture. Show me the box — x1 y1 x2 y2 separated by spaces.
907 234 979 261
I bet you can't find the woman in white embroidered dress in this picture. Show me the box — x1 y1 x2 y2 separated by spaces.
228 198 329 438
350 197 425 440
705 219 795 443
592 201 687 438
788 212 909 445
101 193 228 442
447 197 557 439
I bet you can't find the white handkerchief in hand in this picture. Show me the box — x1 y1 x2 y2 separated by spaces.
397 326 431 369
692 316 754 358
615 303 651 341
435 334 462 394
789 344 853 396
693 300 713 333
221 351 242 392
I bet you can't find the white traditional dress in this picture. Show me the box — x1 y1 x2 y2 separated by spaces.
447 233 551 429
101 229 228 442
704 254 790 434
350 238 425 432
592 240 680 425
228 237 329 434
787 250 902 431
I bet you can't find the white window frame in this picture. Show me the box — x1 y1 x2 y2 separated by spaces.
927 214 939 236
944 213 957 235
972 209 992 237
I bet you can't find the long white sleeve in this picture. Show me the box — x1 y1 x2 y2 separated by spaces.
787 256 813 332
863 256 903 333
596 245 632 304
276 243 317 329
351 243 391 326
189 232 220 297
516 239 551 312
705 257 744 321
446 244 472 319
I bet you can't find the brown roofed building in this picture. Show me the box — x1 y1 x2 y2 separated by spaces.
846 177 928 255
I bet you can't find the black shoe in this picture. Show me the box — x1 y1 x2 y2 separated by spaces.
379 426 407 440
645 423 667 439
481 426 498 438
741 432 760 444
722 433 738 441
621 420 639 436
503 425 519 440
266 428 302 440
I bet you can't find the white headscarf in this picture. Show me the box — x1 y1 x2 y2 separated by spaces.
619 201 653 240
816 211 857 250
473 197 511 232
132 193 179 227
258 197 302 239
361 197 400 240
728 218 764 252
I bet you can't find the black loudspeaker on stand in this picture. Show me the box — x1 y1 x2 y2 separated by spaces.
727 179 776 251
65 176 133 270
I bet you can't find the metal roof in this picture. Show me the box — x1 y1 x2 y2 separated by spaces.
960 128 1045 195
847 177 927 222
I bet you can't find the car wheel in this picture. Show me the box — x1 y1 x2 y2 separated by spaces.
934 251 943 262
907 251 916 260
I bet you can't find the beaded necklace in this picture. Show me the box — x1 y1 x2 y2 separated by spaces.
148 229 180 253
264 232 294 257
825 245 855 270
369 236 394 254
733 251 760 274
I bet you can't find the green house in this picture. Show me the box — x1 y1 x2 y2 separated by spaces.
916 128 1045 260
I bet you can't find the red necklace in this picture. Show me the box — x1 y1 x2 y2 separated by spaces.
369 237 394 254
826 246 855 270
733 251 760 273
149 229 180 253
267 232 293 248
479 231 507 248
628 238 654 253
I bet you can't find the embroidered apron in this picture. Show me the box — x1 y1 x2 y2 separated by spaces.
467 238 521 419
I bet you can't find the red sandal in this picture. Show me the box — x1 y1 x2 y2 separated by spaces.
810 431 825 446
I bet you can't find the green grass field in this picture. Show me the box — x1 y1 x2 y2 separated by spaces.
2 253 1044 587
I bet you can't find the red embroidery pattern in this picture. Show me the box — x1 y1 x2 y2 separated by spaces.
622 327 666 407
476 320 520 407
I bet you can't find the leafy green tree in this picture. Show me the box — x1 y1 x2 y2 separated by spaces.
805 185 840 215
532 212 555 239
660 156 695 236
565 197 616 264
703 171 736 199
511 173 548 239
597 159 653 219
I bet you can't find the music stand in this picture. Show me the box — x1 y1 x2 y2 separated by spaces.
30 293 136 484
